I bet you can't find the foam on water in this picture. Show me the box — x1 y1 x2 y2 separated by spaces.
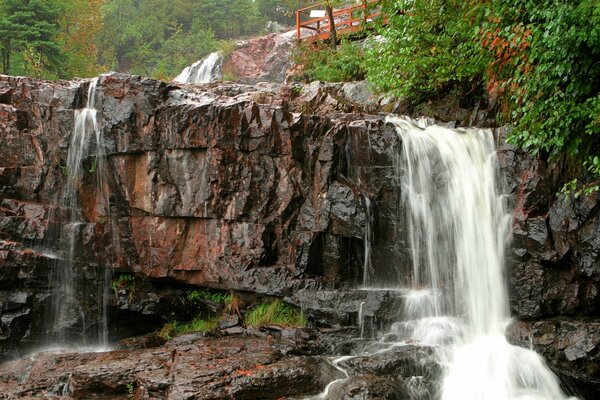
387 116 575 400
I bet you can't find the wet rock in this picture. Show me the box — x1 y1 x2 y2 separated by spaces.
289 289 404 332
218 314 240 329
507 319 600 398
342 81 374 107
221 32 294 84
0 336 342 399
325 345 440 400
2 71 600 395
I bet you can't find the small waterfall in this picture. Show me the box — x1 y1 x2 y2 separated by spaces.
387 116 575 400
174 52 223 84
362 197 373 286
47 78 111 348
358 301 366 339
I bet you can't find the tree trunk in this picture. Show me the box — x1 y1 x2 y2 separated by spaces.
326 5 337 50
2 45 10 74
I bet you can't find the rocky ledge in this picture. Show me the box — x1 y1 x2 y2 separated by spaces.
0 330 441 400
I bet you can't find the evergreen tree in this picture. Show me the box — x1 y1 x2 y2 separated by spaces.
0 0 62 75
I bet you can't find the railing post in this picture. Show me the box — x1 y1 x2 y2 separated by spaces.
296 9 301 39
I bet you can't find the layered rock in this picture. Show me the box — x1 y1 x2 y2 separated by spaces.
1 73 599 397
0 74 394 358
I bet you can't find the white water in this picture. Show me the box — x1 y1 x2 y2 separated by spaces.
388 116 575 400
311 116 576 399
174 52 223 84
48 78 111 347
363 197 373 286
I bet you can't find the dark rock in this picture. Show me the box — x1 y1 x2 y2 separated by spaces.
218 314 240 329
289 289 404 332
507 319 600 398
1 71 600 395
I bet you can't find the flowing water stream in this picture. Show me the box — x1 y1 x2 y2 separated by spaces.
174 52 223 84
46 78 111 348
311 116 576 400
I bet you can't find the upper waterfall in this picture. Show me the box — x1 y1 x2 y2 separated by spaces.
174 52 223 84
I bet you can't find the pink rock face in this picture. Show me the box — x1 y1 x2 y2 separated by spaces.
223 33 294 84
0 73 376 354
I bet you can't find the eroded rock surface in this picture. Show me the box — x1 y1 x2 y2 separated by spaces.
0 335 341 399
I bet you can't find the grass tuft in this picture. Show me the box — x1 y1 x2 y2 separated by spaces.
159 317 219 340
244 300 306 328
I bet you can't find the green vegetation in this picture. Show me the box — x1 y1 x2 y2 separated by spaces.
244 300 307 328
187 289 232 305
292 40 366 83
0 0 301 81
159 317 219 340
364 0 600 194
111 274 135 292
158 292 306 340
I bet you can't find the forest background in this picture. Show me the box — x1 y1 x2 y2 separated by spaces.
0 0 300 81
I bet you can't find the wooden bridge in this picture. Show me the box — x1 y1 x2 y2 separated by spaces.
296 1 386 41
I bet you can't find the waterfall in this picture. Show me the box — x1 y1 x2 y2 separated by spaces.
363 197 373 286
388 116 575 400
47 78 111 348
174 52 223 84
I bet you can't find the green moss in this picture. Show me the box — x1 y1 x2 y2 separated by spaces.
292 39 366 83
244 300 306 328
187 289 232 305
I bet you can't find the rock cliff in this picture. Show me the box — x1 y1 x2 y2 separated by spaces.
0 73 598 397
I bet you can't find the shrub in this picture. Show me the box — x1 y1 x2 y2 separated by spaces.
292 39 367 83
365 0 600 193
111 274 135 292
187 289 232 305
365 0 489 101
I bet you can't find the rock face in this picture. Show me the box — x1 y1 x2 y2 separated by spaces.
0 74 399 358
498 129 600 396
1 73 600 397
223 32 295 84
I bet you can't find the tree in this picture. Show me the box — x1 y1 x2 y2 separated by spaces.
0 0 62 75
58 0 105 78
325 2 337 50
366 0 600 194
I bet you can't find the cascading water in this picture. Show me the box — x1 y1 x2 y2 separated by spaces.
388 116 575 400
312 116 577 399
362 197 373 287
47 78 111 348
174 52 223 84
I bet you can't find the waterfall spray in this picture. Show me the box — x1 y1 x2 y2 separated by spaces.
388 116 575 400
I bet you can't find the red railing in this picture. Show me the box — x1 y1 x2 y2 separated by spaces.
296 1 386 41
